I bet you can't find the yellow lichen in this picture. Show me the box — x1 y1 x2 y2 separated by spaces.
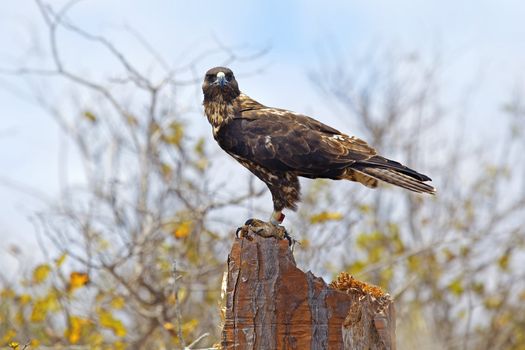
329 272 385 298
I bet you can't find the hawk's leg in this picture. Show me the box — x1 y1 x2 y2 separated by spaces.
270 210 285 226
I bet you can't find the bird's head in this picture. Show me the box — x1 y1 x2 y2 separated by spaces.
202 66 240 102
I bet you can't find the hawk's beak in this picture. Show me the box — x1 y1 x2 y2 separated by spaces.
216 72 227 87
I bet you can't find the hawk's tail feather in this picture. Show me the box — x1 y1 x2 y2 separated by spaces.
356 167 436 194
362 156 432 182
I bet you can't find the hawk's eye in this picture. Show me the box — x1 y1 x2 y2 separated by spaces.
206 74 215 82
226 73 233 80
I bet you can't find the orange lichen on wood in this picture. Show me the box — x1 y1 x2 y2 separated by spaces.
330 273 396 350
330 272 385 298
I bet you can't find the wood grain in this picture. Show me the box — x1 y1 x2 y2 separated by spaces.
221 231 396 350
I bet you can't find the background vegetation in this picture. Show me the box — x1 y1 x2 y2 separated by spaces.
1 1 525 349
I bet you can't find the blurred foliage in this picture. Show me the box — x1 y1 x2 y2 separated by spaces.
1 2 525 349
298 49 525 350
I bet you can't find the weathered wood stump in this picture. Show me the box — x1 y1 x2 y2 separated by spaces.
221 222 396 350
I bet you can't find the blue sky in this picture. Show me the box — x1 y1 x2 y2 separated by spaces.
1 0 524 274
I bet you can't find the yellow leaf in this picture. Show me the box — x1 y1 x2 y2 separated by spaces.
347 260 366 275
194 137 206 156
15 311 24 326
182 318 199 336
460 246 470 257
126 114 138 126
18 294 32 305
99 309 126 337
88 332 104 346
68 272 90 291
178 287 188 303
195 158 209 172
357 204 371 213
407 255 421 272
33 264 52 284
162 121 184 146
173 221 192 239
472 282 485 295
448 278 464 296
160 162 173 181
30 298 49 322
55 253 67 267
8 341 19 349
2 330 16 345
167 294 177 305
1 288 15 299
110 296 125 310
65 316 89 344
187 247 200 264
163 322 175 330
299 239 310 249
113 341 126 350
30 291 61 322
149 120 161 135
442 248 455 263
498 252 510 270
96 237 110 251
484 296 502 309
83 110 97 123
309 211 343 224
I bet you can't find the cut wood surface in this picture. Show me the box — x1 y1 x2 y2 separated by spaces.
221 222 396 350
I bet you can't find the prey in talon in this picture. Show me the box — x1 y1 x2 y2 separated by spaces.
202 67 435 235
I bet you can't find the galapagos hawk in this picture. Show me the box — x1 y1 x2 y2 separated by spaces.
202 67 435 227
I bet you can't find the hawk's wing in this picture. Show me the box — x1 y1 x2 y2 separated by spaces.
216 108 377 175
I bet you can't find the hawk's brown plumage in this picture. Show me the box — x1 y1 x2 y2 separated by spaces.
202 67 435 224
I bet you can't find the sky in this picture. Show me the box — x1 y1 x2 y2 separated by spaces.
1 0 524 276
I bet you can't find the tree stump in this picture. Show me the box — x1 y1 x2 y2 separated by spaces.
221 223 396 350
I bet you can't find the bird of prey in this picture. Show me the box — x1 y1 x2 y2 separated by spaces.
202 66 435 227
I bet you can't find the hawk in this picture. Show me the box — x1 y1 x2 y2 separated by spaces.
202 67 435 227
